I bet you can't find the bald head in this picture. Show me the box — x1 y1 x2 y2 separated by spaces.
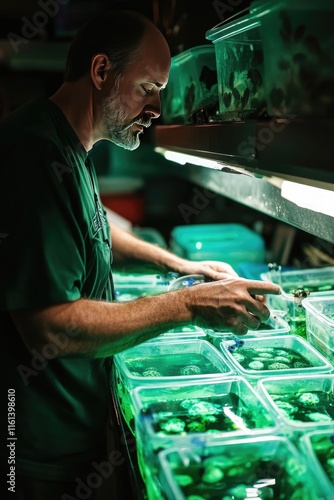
64 9 169 83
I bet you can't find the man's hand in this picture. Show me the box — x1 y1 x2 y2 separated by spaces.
172 258 238 280
184 276 282 335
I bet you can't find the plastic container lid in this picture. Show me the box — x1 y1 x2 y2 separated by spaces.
170 223 265 262
251 0 334 14
206 10 261 42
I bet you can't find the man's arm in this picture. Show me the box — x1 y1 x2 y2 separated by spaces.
10 278 281 358
109 222 238 278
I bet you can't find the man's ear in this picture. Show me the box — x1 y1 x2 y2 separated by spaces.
90 54 111 90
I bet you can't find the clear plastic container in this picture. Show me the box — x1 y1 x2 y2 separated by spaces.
220 334 333 383
299 430 334 500
251 0 334 118
114 339 234 434
260 266 334 338
167 274 205 291
206 11 266 120
261 266 334 297
257 374 334 437
133 376 280 499
206 310 290 348
170 223 265 265
145 325 208 343
113 267 172 299
158 436 313 500
303 296 334 365
132 227 167 248
113 283 170 301
160 45 218 124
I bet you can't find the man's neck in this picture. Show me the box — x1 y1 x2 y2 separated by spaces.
49 81 95 151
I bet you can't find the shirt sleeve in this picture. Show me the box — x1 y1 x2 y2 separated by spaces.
0 135 86 310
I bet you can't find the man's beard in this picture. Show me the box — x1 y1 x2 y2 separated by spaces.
101 83 149 151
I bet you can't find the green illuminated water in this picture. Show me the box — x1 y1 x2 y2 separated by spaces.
231 346 312 371
124 353 223 377
288 317 307 339
116 353 226 434
143 394 274 436
170 455 305 499
271 390 334 423
312 435 334 484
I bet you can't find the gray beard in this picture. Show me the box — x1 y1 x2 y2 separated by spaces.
101 88 142 151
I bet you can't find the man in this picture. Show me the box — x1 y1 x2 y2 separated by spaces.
0 9 280 500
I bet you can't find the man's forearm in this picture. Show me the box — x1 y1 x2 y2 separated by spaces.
10 290 192 358
109 221 184 270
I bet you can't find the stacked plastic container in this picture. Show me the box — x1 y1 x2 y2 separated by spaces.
206 10 266 120
132 376 280 500
160 45 218 124
112 263 171 302
303 295 334 365
158 436 315 500
250 0 334 118
300 430 334 500
219 334 332 385
113 339 234 435
206 0 334 120
169 223 266 267
260 266 334 338
257 374 334 439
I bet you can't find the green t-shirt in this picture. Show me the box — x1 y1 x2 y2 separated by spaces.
0 97 115 480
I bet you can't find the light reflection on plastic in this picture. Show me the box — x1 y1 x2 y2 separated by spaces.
242 478 276 499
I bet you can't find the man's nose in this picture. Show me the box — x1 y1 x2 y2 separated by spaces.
144 94 161 120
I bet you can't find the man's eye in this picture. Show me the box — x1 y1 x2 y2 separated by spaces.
141 86 153 95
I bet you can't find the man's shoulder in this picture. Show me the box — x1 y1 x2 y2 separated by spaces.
0 98 71 161
0 97 61 146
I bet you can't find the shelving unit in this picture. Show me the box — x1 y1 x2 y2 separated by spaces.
155 120 334 244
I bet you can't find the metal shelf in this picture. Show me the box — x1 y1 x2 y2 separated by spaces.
155 120 334 244
155 120 334 190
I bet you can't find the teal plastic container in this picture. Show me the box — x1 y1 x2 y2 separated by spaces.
161 45 218 124
206 11 265 120
170 223 265 265
250 0 334 118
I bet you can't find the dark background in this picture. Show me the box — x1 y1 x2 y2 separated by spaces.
0 0 253 53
